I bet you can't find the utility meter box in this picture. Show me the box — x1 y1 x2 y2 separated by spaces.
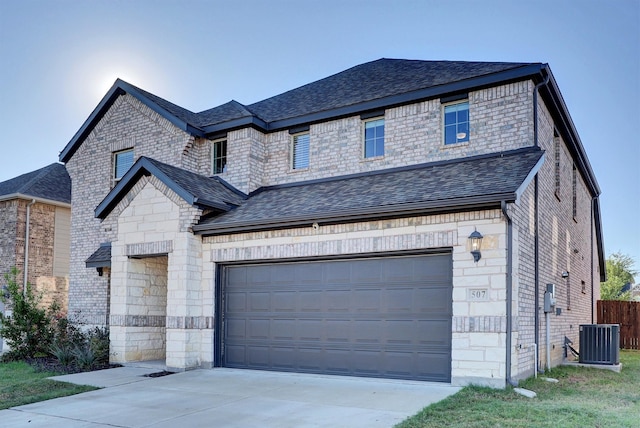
544 283 556 313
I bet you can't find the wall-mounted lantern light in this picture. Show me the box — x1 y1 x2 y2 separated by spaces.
469 229 483 263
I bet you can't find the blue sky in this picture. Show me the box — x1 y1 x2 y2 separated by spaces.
1 0 638 268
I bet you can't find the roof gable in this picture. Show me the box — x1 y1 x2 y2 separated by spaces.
0 163 70 204
95 157 246 219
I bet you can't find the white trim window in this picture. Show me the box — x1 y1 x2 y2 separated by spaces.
444 101 469 145
364 118 385 158
292 132 310 170
113 149 134 181
211 139 227 175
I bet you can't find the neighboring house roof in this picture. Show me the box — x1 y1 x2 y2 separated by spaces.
95 156 246 219
0 163 70 205
192 147 544 235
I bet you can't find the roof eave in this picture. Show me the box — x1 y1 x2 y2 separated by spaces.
193 193 515 236
539 66 601 196
0 193 71 207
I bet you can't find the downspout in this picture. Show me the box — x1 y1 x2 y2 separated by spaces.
501 201 515 386
591 198 595 323
534 176 540 371
532 70 549 371
23 199 36 297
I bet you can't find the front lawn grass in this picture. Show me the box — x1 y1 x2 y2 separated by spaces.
396 350 640 428
0 361 97 410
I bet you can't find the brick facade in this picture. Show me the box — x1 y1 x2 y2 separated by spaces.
0 199 69 314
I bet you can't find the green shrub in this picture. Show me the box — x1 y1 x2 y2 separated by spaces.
49 342 75 367
72 344 97 370
0 268 57 360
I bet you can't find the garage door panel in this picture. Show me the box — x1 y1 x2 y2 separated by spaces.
353 320 382 344
248 292 270 311
224 254 452 382
272 319 295 340
414 287 453 311
353 289 382 312
297 319 323 341
325 319 351 342
273 292 296 312
299 291 323 312
325 290 351 311
226 318 246 339
226 292 248 311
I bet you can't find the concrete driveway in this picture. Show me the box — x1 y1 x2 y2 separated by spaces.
0 366 460 427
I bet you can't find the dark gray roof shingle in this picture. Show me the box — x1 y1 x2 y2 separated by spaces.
144 157 246 208
120 59 536 129
0 163 71 204
245 59 533 124
194 147 544 234
95 157 246 219
85 243 111 268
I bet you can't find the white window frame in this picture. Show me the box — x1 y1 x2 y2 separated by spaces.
363 117 385 159
442 100 470 145
113 148 134 183
211 138 228 175
291 132 310 170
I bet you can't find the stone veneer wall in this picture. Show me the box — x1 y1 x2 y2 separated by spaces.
203 209 511 387
108 176 206 369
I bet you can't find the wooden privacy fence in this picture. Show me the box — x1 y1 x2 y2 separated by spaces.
597 300 640 349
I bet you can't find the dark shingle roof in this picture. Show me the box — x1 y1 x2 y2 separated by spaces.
193 147 544 235
61 58 544 163
245 59 533 124
0 163 70 204
95 157 246 219
85 243 111 268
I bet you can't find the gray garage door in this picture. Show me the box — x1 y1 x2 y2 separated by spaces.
222 253 452 382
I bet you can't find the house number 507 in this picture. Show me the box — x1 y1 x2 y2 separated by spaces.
469 289 488 300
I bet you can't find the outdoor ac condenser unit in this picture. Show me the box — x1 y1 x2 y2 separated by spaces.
579 324 620 365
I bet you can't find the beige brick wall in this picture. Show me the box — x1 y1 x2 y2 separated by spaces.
65 94 196 326
0 200 69 314
215 81 533 193
506 97 599 377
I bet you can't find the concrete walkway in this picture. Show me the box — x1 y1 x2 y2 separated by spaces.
0 366 460 427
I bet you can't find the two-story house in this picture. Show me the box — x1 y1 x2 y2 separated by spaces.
59 59 604 387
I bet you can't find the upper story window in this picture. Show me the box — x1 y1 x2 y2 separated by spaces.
364 118 385 158
113 149 134 182
211 139 227 175
291 132 310 170
444 101 469 145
